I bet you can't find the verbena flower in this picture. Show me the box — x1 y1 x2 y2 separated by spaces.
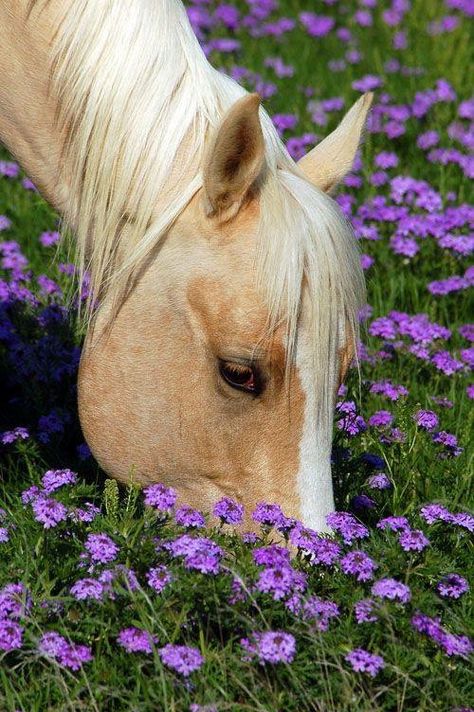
146 565 172 593
84 533 119 564
437 574 469 599
0 619 23 651
414 410 439 431
241 631 296 664
212 497 244 525
41 468 78 493
159 643 204 676
303 596 340 631
175 505 206 529
371 578 411 604
367 473 392 490
117 627 158 654
32 497 68 529
70 578 104 601
398 529 430 552
345 648 385 677
143 483 177 512
256 565 307 601
377 516 411 532
38 631 93 670
326 512 369 545
340 550 378 581
252 502 285 528
354 598 378 624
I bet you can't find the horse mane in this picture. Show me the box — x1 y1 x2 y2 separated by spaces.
32 0 365 429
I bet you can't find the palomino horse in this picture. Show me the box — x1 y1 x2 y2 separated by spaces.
0 0 372 531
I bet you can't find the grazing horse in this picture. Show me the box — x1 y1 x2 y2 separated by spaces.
0 0 372 531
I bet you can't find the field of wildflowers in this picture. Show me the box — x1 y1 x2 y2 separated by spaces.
0 0 473 710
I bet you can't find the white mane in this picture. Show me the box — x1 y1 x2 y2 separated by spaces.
39 0 365 430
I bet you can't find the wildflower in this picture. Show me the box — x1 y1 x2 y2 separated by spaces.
252 502 285 528
1 427 29 445
213 497 244 525
70 578 104 601
377 516 410 532
146 565 172 593
175 505 206 528
39 231 60 247
437 574 469 599
345 648 385 677
326 512 369 545
368 410 393 427
414 410 439 431
340 550 378 581
41 469 78 493
354 598 378 624
399 529 430 552
159 643 204 676
0 619 23 651
372 578 411 604
32 497 68 529
303 596 340 631
367 473 392 490
143 483 177 512
117 627 158 654
84 533 119 564
256 565 307 601
241 631 296 664
169 535 223 575
420 503 451 524
38 631 93 670
253 544 290 567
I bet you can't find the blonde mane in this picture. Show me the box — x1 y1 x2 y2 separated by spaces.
34 0 365 429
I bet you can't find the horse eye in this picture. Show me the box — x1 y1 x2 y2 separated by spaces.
219 360 262 395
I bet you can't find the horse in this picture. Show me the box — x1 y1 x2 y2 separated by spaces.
0 0 372 532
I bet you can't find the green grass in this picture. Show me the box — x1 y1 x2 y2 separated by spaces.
0 0 473 710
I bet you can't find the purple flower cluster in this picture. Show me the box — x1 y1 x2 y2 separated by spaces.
38 631 93 670
411 612 473 658
241 630 296 664
345 648 385 677
168 534 223 575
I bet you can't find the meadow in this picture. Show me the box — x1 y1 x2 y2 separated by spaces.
0 0 473 710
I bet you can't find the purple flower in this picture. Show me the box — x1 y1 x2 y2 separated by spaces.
39 231 60 247
175 505 205 529
146 565 172 593
345 648 384 677
241 631 296 664
399 529 430 552
420 503 451 524
368 410 393 427
431 351 464 376
256 565 306 601
38 631 93 670
253 544 290 567
1 427 29 445
299 12 334 37
84 533 119 564
41 469 78 493
411 612 473 658
354 598 378 624
213 497 244 525
437 574 469 599
159 643 204 676
252 502 285 528
117 627 158 653
371 577 411 604
303 596 340 631
367 473 392 490
375 151 398 169
70 578 104 601
0 619 23 651
0 583 31 620
377 516 410 532
414 410 439 431
143 483 177 512
169 535 223 575
340 551 378 581
32 497 68 529
326 512 369 545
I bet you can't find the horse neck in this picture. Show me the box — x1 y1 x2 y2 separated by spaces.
0 0 72 215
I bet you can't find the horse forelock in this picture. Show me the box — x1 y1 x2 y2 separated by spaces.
42 0 364 417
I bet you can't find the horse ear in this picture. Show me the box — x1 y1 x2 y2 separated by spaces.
298 93 373 194
203 93 265 222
